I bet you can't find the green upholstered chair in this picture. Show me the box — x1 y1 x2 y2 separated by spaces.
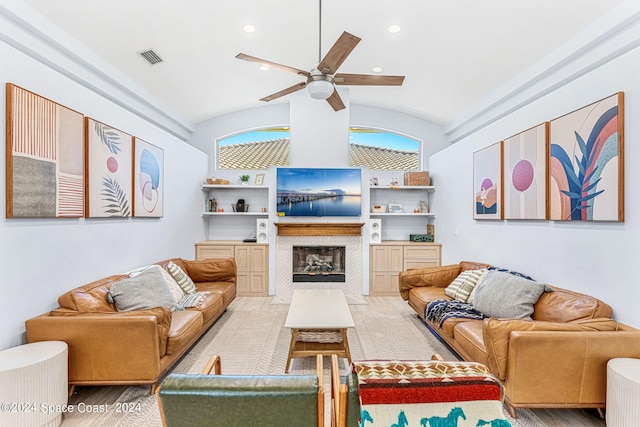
158 354 324 427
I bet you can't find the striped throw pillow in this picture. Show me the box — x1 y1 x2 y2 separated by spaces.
166 261 197 295
444 269 487 302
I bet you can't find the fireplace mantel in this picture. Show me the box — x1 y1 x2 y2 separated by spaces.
275 222 364 236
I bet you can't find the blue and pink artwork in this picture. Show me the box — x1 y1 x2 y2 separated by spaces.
549 93 624 221
503 123 547 220
133 138 164 217
473 142 502 219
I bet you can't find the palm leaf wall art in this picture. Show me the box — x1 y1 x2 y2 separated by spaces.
85 118 132 217
549 93 624 221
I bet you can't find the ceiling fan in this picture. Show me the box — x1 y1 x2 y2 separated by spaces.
235 1 405 111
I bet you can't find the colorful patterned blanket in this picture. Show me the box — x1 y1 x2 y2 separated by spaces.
425 299 486 327
352 360 511 427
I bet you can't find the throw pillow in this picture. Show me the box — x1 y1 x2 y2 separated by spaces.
166 261 197 294
128 264 185 303
472 270 547 320
444 269 487 302
487 266 534 281
108 267 177 312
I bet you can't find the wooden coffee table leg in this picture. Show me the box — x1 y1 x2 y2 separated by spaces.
285 328 299 373
340 328 352 364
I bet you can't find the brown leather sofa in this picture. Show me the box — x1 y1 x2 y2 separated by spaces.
25 257 236 393
399 261 640 417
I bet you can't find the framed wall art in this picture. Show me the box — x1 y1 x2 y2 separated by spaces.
549 92 624 221
473 142 503 219
133 137 164 217
85 118 132 217
502 123 548 220
6 83 84 218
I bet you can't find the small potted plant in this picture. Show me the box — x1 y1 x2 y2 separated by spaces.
239 174 250 185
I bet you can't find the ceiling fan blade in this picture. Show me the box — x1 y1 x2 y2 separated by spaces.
326 89 346 111
333 73 405 86
260 82 307 102
236 53 310 77
317 32 361 75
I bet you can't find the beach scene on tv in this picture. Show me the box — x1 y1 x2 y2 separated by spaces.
276 168 362 216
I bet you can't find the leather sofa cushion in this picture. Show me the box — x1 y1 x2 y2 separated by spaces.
188 292 224 325
453 321 489 367
198 282 236 307
399 264 461 300
166 310 203 355
533 286 613 322
483 317 619 380
58 275 125 312
408 287 451 319
181 258 237 283
429 316 472 339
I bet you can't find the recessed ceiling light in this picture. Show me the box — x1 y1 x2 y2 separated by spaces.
388 24 401 34
259 64 270 71
372 66 383 73
243 24 256 33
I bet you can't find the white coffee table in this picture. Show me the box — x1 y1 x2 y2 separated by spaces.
284 289 355 373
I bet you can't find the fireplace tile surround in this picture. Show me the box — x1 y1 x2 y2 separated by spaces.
272 222 366 304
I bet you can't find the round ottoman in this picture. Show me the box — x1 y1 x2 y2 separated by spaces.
607 358 640 427
0 341 68 427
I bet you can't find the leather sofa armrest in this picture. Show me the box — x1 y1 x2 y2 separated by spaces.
48 307 172 357
505 328 640 405
483 317 619 380
26 313 165 383
398 264 461 300
180 258 237 283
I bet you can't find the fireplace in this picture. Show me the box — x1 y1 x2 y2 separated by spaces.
292 245 346 282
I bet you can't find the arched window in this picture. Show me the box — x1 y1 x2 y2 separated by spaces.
349 127 421 170
216 127 290 169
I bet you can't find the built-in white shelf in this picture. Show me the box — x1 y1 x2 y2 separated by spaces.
201 184 269 190
202 212 268 216
370 213 436 217
370 185 436 191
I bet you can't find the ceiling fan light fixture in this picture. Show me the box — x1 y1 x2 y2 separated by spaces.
306 78 334 100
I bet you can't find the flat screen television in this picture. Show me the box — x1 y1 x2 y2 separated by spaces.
276 168 362 216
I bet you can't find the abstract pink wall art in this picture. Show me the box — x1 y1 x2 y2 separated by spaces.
503 123 548 220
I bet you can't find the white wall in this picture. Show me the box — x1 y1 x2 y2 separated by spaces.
0 1 206 349
431 1 640 327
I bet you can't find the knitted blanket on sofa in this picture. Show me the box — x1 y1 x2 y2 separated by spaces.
425 299 486 327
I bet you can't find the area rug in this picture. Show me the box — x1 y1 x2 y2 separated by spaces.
60 296 605 427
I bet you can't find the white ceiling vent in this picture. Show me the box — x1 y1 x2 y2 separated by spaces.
138 49 163 65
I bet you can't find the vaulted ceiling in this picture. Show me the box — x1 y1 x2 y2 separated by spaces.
23 0 624 125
